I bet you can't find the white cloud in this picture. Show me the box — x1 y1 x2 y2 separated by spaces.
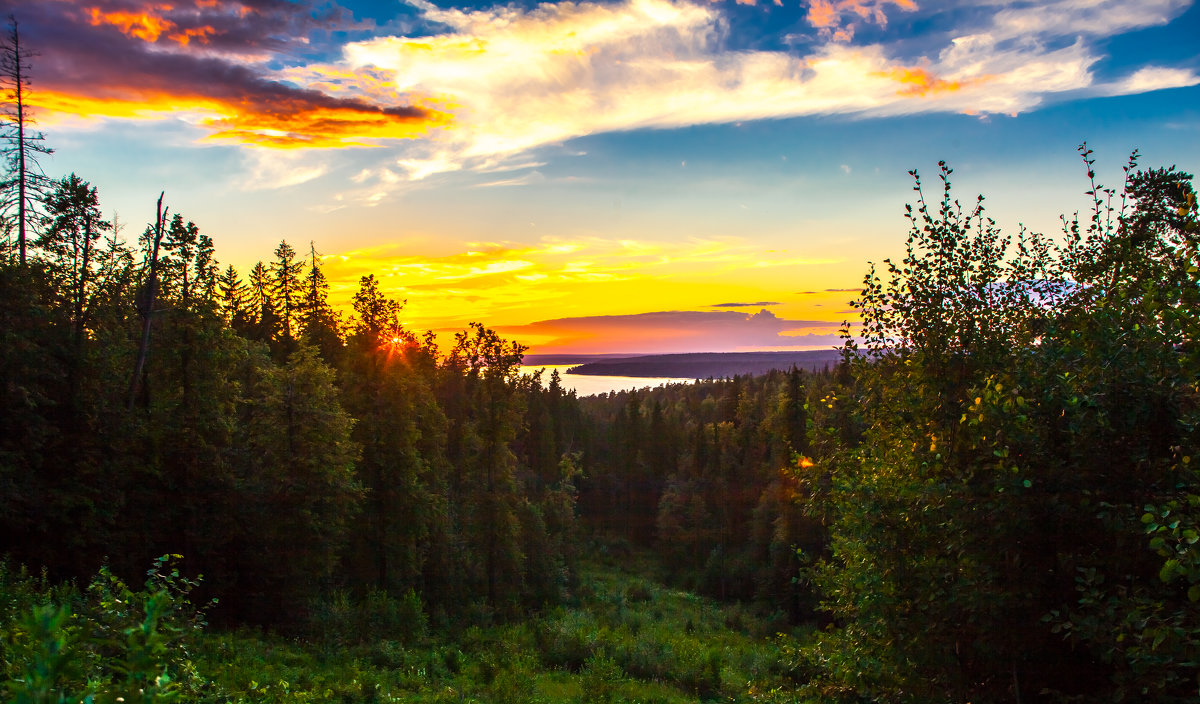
987 0 1190 39
236 149 330 190
1098 66 1200 96
285 0 1198 191
475 170 548 187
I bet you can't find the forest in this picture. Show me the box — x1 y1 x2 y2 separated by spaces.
3 19 1200 703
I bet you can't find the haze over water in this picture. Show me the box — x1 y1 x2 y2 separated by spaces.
519 364 697 397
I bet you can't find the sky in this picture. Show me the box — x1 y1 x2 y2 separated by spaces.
7 0 1200 354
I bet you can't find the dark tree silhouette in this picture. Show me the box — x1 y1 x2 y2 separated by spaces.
0 14 53 264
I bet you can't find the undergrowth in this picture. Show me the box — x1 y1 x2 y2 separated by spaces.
1 556 802 703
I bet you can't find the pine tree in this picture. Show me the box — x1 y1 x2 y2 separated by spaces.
298 241 341 360
37 174 111 355
217 265 251 331
162 214 199 305
232 345 362 623
450 323 528 609
350 273 403 345
193 234 218 305
269 241 303 349
247 261 280 345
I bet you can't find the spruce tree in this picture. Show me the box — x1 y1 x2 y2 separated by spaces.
217 265 250 331
247 261 280 345
298 241 341 360
270 241 303 349
162 214 198 305
37 174 111 347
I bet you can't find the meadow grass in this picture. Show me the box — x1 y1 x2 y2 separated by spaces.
186 557 795 703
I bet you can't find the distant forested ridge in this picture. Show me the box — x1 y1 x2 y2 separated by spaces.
566 350 844 378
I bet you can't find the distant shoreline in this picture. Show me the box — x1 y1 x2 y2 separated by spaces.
560 350 843 379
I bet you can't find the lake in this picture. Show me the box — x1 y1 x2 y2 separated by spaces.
518 364 697 397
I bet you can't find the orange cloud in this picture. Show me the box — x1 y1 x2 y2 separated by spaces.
278 65 415 106
87 5 176 42
168 25 216 46
876 65 990 96
807 0 837 28
26 0 452 151
33 89 451 149
32 89 222 121
203 98 453 148
806 0 917 41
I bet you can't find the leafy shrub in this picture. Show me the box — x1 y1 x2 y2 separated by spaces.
309 587 428 647
485 654 539 704
579 652 623 704
2 555 206 703
536 611 598 672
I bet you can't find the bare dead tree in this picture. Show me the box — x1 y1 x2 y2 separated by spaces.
128 192 167 409
1 14 53 264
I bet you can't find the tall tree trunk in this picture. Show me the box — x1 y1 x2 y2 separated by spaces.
128 193 166 409
14 18 26 265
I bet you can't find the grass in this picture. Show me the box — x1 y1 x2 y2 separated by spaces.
186 557 797 703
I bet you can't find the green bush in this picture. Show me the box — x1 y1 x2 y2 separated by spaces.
578 652 623 704
536 611 598 672
309 587 428 647
1 556 206 704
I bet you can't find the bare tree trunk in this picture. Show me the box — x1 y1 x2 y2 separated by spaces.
127 192 167 409
3 15 51 262
14 17 26 265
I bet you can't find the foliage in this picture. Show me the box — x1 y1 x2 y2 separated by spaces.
1 556 206 703
1 558 790 704
768 150 1200 702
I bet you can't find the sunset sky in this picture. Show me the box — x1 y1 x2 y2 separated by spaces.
9 0 1200 354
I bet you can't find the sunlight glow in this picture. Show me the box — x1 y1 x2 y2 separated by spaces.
316 235 857 348
32 91 452 150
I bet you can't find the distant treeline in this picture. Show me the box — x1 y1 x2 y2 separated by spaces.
566 350 844 379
